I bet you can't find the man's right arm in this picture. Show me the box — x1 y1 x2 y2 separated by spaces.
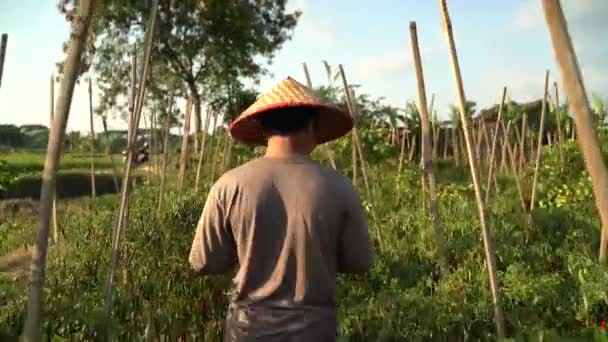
337 183 374 274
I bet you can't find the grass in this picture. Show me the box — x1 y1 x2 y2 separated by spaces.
0 143 607 340
0 151 123 175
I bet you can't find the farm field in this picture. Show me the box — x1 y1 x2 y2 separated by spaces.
1 1 608 341
1 136 607 340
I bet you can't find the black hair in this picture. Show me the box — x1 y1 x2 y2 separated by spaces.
257 106 319 136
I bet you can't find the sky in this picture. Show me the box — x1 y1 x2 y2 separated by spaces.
0 0 606 134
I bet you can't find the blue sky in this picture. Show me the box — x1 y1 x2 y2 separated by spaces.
0 0 606 133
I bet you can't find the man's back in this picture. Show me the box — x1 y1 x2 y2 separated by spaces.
189 155 373 340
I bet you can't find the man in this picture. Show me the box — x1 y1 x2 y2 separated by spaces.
189 77 373 341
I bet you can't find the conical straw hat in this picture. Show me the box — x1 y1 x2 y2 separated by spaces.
229 77 354 146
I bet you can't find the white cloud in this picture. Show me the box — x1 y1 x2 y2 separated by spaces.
512 0 608 31
510 0 608 99
351 37 442 81
353 49 411 80
287 0 336 46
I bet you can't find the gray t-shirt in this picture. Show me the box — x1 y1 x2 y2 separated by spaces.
189 154 373 340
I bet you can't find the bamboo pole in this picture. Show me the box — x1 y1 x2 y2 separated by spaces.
443 128 449 159
0 34 7 90
542 0 608 264
410 22 446 270
553 82 564 165
88 78 96 209
530 70 550 211
177 98 192 190
303 62 337 169
518 112 527 176
222 136 234 173
504 121 527 211
485 87 507 205
142 112 151 183
22 2 95 340
398 128 407 172
408 135 417 162
452 127 460 165
158 103 172 211
103 1 158 334
128 48 137 141
340 65 384 252
430 94 440 160
101 117 120 193
194 108 212 192
150 110 158 174
210 113 222 182
503 121 518 175
49 75 59 244
499 124 508 174
481 119 491 163
439 0 506 337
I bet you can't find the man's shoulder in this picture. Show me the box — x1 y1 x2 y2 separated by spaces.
210 158 268 191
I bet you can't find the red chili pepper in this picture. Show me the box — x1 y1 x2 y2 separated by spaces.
601 320 606 330
178 335 186 342
196 299 207 312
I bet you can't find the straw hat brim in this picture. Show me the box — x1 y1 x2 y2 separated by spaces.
229 102 354 146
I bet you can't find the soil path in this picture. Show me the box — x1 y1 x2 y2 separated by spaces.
0 244 32 277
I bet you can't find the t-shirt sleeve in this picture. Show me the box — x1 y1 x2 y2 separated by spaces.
337 182 374 274
189 185 237 275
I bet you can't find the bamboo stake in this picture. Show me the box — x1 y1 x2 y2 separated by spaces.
481 119 500 194
452 127 460 165
439 0 506 337
504 121 527 211
158 102 173 211
530 70 550 211
475 121 484 160
101 117 120 193
503 121 518 175
398 128 407 172
103 2 158 334
0 34 7 90
499 126 508 174
541 0 608 264
481 119 491 162
128 47 137 141
222 136 234 173
88 78 96 209
142 112 151 183
518 112 527 176
210 114 222 182
150 110 158 174
553 82 565 165
410 22 447 271
408 135 417 162
430 94 440 160
485 87 507 205
22 1 95 339
303 62 337 169
340 65 384 252
443 128 449 159
49 74 59 245
177 98 192 190
194 108 212 192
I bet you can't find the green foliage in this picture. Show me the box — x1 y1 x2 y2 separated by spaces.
537 142 595 210
1 148 608 339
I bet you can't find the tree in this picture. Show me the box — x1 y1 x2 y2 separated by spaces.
84 0 300 155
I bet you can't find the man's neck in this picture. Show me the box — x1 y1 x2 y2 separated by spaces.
265 136 313 158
